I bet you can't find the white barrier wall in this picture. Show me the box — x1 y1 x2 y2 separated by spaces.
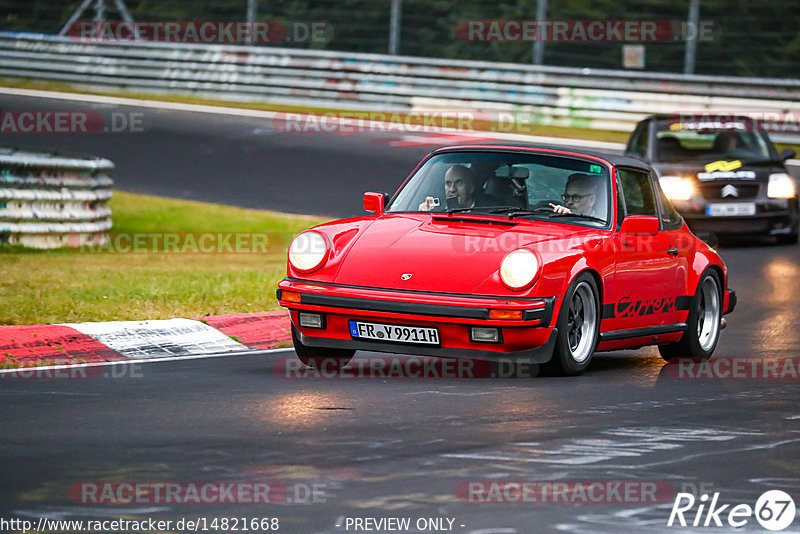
0 148 114 248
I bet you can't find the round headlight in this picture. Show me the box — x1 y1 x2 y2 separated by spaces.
288 231 328 272
500 249 539 290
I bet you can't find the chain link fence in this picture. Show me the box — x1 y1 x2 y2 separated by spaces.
0 0 798 78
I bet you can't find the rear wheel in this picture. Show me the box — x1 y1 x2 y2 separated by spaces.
544 273 600 376
292 325 355 370
659 271 722 361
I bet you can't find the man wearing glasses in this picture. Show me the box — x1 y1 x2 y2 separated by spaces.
549 173 604 219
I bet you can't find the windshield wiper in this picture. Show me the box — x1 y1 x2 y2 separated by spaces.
490 207 555 219
446 205 505 215
548 212 608 224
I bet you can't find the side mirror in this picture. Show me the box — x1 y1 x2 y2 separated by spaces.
620 215 660 236
363 192 386 216
780 148 796 161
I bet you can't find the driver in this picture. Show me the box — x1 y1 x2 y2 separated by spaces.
419 165 478 211
549 173 604 219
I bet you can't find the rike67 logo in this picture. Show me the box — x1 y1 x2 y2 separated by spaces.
668 490 796 531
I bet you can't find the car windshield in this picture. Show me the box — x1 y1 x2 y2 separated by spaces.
654 120 773 162
387 151 611 226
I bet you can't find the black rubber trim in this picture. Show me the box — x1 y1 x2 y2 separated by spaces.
302 293 489 319
300 294 548 323
525 297 556 325
297 327 558 364
599 323 687 341
283 277 552 302
725 289 737 315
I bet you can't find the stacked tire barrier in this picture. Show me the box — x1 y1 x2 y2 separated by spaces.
0 148 113 248
0 32 799 143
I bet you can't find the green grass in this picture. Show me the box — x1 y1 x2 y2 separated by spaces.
0 192 325 325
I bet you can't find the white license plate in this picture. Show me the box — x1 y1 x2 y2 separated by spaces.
706 202 756 217
349 320 440 345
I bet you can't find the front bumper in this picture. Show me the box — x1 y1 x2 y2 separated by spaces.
676 198 798 236
277 278 559 362
725 288 736 315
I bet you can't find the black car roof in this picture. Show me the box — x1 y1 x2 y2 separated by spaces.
433 142 653 172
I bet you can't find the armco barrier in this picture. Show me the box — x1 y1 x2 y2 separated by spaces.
0 32 799 142
0 147 113 248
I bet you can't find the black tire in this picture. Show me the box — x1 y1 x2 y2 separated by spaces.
291 325 355 370
658 271 722 361
776 232 798 245
544 273 600 376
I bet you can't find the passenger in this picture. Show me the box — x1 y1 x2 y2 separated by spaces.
549 173 604 219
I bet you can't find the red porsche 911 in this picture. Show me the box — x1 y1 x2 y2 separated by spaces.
277 144 736 376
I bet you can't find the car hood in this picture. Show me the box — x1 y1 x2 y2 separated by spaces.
331 214 594 294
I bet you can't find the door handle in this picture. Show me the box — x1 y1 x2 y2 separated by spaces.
667 246 679 256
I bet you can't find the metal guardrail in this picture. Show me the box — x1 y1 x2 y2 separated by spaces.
0 147 113 248
0 32 799 142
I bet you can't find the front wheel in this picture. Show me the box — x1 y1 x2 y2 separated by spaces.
658 271 722 361
292 326 355 370
544 273 600 376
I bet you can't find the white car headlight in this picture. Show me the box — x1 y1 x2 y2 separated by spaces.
288 231 328 272
659 176 694 201
500 249 539 290
767 173 796 198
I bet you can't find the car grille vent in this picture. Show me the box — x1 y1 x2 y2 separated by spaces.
698 183 760 199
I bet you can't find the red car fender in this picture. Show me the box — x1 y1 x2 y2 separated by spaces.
687 249 727 296
286 218 375 281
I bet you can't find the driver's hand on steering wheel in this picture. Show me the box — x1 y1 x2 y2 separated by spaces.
549 203 572 214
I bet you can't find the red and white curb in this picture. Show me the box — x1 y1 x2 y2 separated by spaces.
0 311 292 370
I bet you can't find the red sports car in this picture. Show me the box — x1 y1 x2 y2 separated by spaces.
277 144 736 376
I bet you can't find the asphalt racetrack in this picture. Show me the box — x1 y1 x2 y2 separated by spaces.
1 92 800 533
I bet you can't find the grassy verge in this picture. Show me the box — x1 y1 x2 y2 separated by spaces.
0 192 325 325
